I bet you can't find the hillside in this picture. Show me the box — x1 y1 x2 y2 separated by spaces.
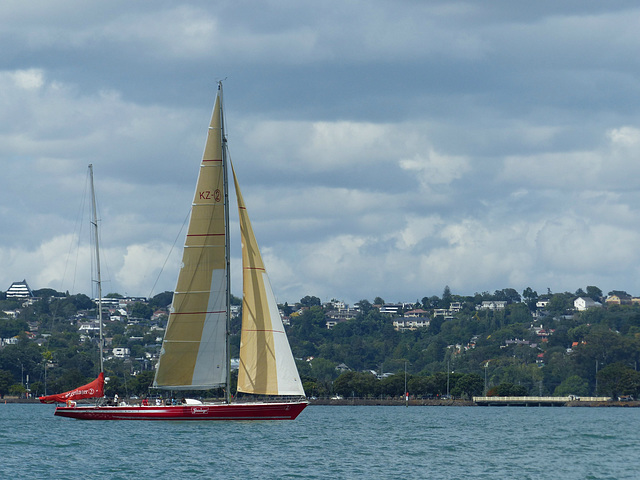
1 287 639 401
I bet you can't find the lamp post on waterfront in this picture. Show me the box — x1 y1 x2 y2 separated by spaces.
484 360 490 396
404 361 408 408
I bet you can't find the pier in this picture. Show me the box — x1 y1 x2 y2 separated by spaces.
473 396 612 406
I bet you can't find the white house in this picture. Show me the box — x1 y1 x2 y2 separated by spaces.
392 317 430 332
379 304 403 314
112 347 131 358
574 297 602 311
78 321 101 333
479 301 507 311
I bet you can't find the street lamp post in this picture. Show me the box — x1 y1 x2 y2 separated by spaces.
404 361 408 407
484 361 489 396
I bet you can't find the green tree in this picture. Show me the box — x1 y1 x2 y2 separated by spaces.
586 286 603 301
554 375 590 397
33 288 65 298
522 287 538 311
608 290 630 298
309 358 338 382
299 296 321 308
597 363 640 398
281 302 292 316
451 373 484 399
355 299 373 314
148 291 173 309
488 382 528 396
333 371 378 397
0 370 15 398
379 374 405 396
494 288 521 304
69 293 94 310
128 371 155 396
129 302 153 320
441 286 452 308
0 318 29 338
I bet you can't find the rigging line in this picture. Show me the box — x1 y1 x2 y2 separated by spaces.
91 186 114 297
147 207 191 300
61 168 90 296
48 169 91 356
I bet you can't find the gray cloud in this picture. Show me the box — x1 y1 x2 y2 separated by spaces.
2 1 640 304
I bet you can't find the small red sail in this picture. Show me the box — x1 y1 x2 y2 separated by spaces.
39 372 104 404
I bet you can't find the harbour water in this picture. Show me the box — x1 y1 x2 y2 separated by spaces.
2 403 639 479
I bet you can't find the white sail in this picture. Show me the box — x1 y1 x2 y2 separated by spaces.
232 163 305 397
153 89 228 390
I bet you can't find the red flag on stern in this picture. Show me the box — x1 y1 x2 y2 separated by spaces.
39 372 104 404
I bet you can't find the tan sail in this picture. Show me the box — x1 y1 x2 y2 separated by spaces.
232 164 305 396
153 91 228 389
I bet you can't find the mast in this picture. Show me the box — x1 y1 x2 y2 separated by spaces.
89 164 104 374
219 81 232 404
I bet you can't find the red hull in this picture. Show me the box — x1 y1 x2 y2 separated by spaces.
54 401 308 421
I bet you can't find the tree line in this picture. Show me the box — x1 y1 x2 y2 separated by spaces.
1 285 640 400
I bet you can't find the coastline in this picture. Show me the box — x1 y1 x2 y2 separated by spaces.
308 397 640 407
4 396 639 407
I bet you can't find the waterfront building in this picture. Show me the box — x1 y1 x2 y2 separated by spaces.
6 280 34 298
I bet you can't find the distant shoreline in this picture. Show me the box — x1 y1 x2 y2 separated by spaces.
309 398 640 407
4 397 639 407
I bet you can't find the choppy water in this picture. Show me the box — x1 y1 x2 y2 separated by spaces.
1 403 638 479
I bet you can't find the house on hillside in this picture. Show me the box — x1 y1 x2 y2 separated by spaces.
404 309 428 317
112 347 130 359
325 307 358 329
574 297 602 311
449 302 462 313
433 308 454 320
605 294 631 305
379 303 403 315
479 301 507 311
392 317 430 332
78 321 101 334
335 363 351 373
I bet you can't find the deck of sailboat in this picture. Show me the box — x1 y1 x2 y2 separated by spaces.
54 400 308 421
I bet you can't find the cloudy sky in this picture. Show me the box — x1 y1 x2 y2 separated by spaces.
2 1 640 305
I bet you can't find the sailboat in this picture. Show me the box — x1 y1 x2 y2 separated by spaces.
47 83 308 420
39 164 106 406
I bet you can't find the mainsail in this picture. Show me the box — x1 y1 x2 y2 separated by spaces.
232 164 305 397
153 88 228 390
